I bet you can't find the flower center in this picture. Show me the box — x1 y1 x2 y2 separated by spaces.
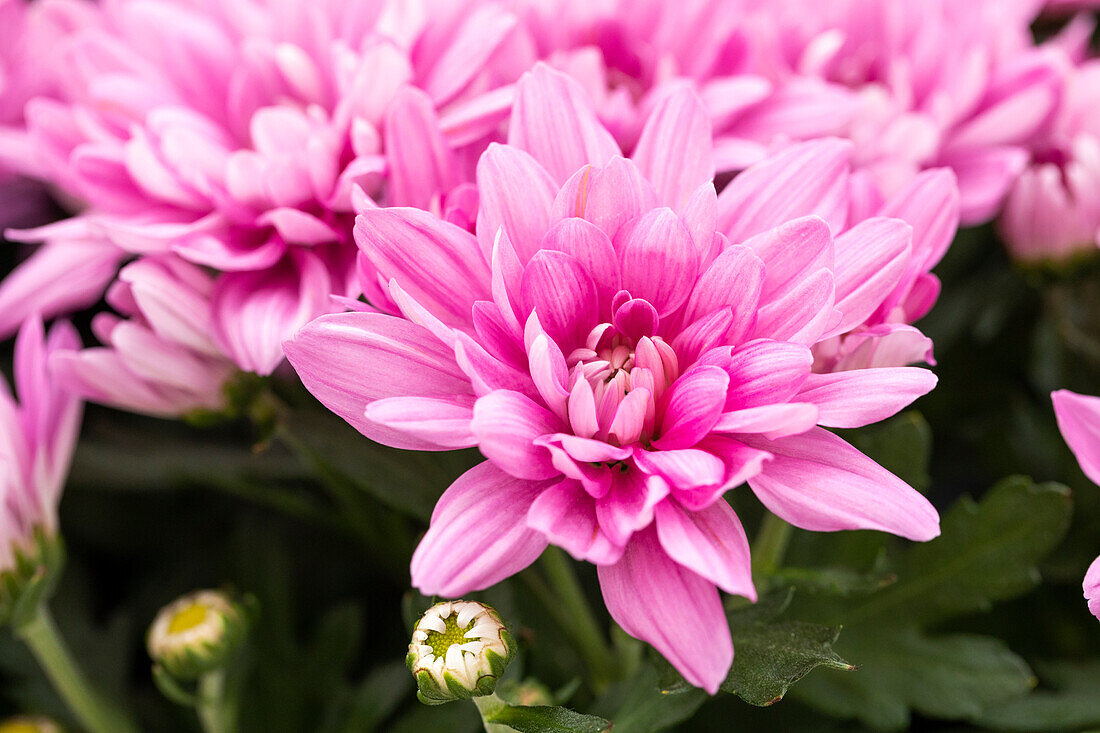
424 613 474 658
167 602 211 635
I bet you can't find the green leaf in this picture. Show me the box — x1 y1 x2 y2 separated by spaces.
839 411 933 491
974 660 1100 731
770 563 896 597
594 666 706 733
337 660 412 733
794 626 1034 731
486 704 610 733
835 476 1073 627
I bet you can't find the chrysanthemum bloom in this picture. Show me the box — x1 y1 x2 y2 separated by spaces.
51 256 235 417
512 0 855 169
0 316 81 610
738 0 1065 225
0 0 531 375
1000 60 1100 265
1052 389 1100 621
287 65 940 691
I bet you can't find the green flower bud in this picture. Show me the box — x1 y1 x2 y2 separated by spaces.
0 716 63 733
147 590 246 679
0 530 65 629
406 600 516 705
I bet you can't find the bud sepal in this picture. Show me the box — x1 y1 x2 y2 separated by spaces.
407 600 517 705
0 529 64 630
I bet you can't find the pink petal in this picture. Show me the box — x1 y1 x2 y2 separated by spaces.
618 208 698 318
1085 554 1100 621
476 143 558 262
284 312 473 451
717 139 852 242
714 403 819 439
528 479 624 565
680 244 765 337
655 499 756 599
829 217 912 334
471 390 562 480
356 207 489 328
598 528 732 694
721 339 813 410
551 157 658 241
752 268 836 345
420 5 518 106
521 250 599 350
541 217 621 308
633 87 715 209
411 462 548 597
741 215 833 304
878 168 959 277
509 63 619 184
744 428 940 541
655 366 729 450
633 448 725 491
256 208 341 245
943 146 1028 226
385 86 460 210
364 396 477 449
798 368 937 429
1053 390 1100 486
596 470 670 547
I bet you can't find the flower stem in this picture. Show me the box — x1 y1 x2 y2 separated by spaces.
15 605 139 733
196 669 238 733
752 513 793 577
538 546 617 690
472 692 513 733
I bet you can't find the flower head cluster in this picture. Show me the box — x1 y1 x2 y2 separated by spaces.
148 589 248 679
287 65 942 691
407 600 516 704
1052 390 1100 621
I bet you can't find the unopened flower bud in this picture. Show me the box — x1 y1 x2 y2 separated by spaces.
148 590 246 679
0 716 63 733
406 600 516 705
0 530 65 629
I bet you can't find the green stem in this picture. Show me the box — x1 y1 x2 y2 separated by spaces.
472 692 513 733
15 605 139 733
196 669 238 733
751 513 793 577
538 547 616 690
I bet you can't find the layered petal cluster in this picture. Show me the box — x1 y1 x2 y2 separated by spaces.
1000 59 1100 264
0 0 531 382
738 0 1065 224
0 316 82 572
286 65 941 692
1052 390 1100 621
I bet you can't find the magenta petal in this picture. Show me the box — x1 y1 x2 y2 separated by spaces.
471 390 562 480
722 339 813 410
655 366 729 450
741 215 833 304
680 244 765 336
798 368 937 429
744 428 940 541
476 143 558 262
1085 555 1100 621
420 5 518 106
541 217 621 307
618 208 698 318
596 469 670 548
364 396 476 449
509 64 619 184
633 448 725 491
521 250 599 350
356 207 489 328
411 462 548 597
633 87 715 210
1053 390 1100 486
714 403 819 439
528 480 623 565
717 138 852 241
552 157 658 241
655 499 756 600
284 312 473 450
598 528 732 694
385 86 460 210
829 218 912 334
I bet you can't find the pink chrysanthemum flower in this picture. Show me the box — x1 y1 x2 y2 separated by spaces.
739 0 1065 225
1052 389 1100 621
0 316 82 573
286 65 941 691
1000 59 1100 264
0 0 530 376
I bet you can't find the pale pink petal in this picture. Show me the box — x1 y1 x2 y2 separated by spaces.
551 157 658 241
720 339 813 410
741 215 833 303
633 448 725 491
284 312 474 450
411 462 548 597
521 250 599 350
1085 554 1100 620
598 528 732 694
364 396 476 449
384 86 460 210
654 366 729 450
744 428 940 541
752 269 836 345
680 244 765 338
943 146 1028 225
509 63 619 184
476 143 558 262
596 470 670 547
714 403 819 439
471 390 562 480
1053 390 1100 486
633 87 714 210
528 479 624 565
655 499 756 599
419 5 518 106
798 368 937 429
618 208 698 317
541 217 621 308
829 217 912 334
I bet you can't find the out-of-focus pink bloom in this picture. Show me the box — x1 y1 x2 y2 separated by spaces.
739 0 1064 224
0 316 82 571
1052 389 1100 621
51 256 235 417
286 65 940 692
1000 61 1100 264
0 0 531 375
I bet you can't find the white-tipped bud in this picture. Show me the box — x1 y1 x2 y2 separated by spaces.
0 716 63 733
406 600 516 705
148 590 246 679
